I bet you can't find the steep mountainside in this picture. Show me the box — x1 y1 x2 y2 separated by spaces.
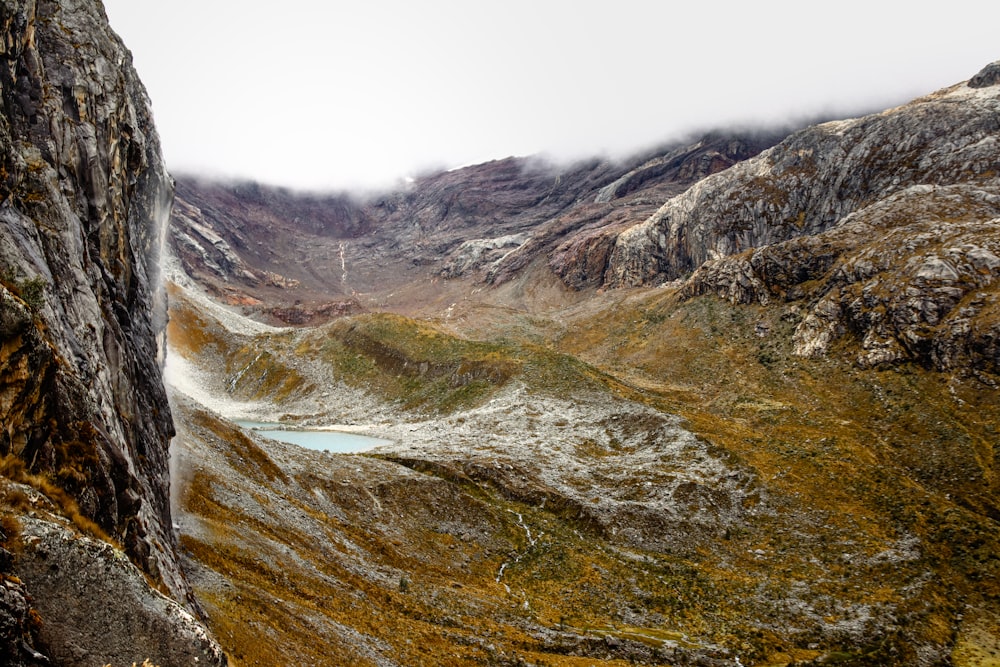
0 0 223 664
5 0 995 665
172 66 1000 377
604 63 1000 374
166 257 1000 666
166 294 770 666
169 130 788 323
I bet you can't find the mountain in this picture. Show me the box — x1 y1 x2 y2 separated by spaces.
0 1 997 664
162 63 1000 666
604 67 1000 375
168 128 789 324
169 67 1000 378
0 1 223 664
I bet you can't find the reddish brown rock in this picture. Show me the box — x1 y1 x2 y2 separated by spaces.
169 130 786 306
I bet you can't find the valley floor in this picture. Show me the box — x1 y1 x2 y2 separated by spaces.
166 279 1000 666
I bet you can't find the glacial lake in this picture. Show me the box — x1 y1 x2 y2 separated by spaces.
236 421 392 453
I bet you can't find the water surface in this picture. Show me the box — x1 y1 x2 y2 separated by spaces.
236 421 392 453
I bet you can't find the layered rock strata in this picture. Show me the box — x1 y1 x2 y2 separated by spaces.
0 0 222 663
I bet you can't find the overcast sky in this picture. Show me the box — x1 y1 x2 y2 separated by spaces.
102 1 997 192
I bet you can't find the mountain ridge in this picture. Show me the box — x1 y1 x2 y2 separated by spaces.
170 64 1000 378
168 126 792 322
2 4 998 663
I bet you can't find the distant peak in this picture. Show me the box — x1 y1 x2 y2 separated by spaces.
968 60 1000 88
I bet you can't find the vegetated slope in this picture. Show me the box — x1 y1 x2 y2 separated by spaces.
167 269 996 666
167 279 627 418
165 63 1000 666
171 392 758 667
169 284 776 665
0 0 224 664
168 129 790 323
558 285 1000 666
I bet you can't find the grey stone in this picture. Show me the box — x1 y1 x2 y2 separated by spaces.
16 518 226 667
968 60 1000 89
0 0 225 662
599 61 1000 372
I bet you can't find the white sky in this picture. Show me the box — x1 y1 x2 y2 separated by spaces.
102 1 998 192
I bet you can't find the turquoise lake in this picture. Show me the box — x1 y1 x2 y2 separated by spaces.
236 421 392 453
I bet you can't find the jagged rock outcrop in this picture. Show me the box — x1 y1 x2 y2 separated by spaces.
168 130 790 318
605 68 1000 287
438 232 528 278
970 60 1000 88
486 133 786 289
0 545 45 665
687 184 1000 371
605 62 1000 372
0 0 223 663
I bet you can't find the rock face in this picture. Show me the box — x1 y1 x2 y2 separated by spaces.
686 184 1000 371
605 67 1000 287
0 550 45 665
16 516 226 667
1 0 175 582
169 130 788 320
969 60 1000 88
604 62 1000 372
0 0 222 663
498 132 785 289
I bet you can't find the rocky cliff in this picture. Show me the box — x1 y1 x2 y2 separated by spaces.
0 0 222 664
602 62 1000 373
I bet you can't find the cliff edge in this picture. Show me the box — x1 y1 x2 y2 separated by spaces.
0 0 223 664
